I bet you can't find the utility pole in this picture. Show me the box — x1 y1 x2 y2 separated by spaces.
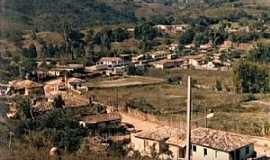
185 76 192 160
205 106 207 128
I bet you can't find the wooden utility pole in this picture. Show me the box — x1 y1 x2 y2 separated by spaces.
185 76 192 160
205 106 207 128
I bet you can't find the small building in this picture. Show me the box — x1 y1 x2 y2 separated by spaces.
98 57 125 67
150 50 169 60
152 59 176 70
191 128 256 160
154 25 189 34
131 127 186 160
105 66 128 76
9 80 44 96
67 77 86 90
81 113 121 129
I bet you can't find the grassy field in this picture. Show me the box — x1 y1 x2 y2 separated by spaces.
85 76 165 89
86 69 270 136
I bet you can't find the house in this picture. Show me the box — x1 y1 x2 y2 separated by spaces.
152 59 176 70
98 57 125 67
200 43 212 50
47 68 71 77
184 44 196 49
150 50 170 60
44 77 87 96
67 77 86 90
154 25 189 34
81 113 121 129
220 40 233 49
105 66 128 76
0 83 10 96
169 43 179 52
131 127 186 160
191 128 256 160
9 80 44 96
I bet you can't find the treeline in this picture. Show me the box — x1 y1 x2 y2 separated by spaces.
233 44 270 93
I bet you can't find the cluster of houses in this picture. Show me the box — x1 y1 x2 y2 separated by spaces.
78 109 261 160
130 126 258 160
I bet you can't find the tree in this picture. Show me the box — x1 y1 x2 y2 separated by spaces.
248 44 270 63
233 60 269 93
134 23 159 41
18 99 33 120
93 28 112 51
179 29 195 45
215 79 223 91
53 95 65 109
194 31 209 47
111 28 129 42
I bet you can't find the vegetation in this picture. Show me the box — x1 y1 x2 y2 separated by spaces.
233 60 269 93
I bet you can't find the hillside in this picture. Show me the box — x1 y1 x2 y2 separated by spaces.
1 0 138 31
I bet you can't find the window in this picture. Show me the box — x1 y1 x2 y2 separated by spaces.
245 146 250 154
204 148 207 156
193 145 197 152
215 151 218 157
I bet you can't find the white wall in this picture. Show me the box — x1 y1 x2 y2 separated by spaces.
192 144 230 160
191 144 254 160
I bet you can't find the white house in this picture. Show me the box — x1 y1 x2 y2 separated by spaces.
98 57 125 67
191 128 256 160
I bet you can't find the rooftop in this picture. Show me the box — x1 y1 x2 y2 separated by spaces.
135 126 186 147
99 57 123 62
81 113 121 124
9 80 43 89
191 128 255 152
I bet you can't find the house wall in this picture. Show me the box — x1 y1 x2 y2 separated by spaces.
192 144 230 160
231 144 254 160
168 145 185 160
131 135 160 157
191 144 254 160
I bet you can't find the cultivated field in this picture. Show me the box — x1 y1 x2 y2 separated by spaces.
86 76 165 89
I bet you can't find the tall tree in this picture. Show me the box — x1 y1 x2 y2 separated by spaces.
233 60 269 93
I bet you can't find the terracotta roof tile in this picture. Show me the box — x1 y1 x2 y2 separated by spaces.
191 128 255 152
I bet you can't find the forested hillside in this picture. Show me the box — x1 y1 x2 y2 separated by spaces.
1 0 137 31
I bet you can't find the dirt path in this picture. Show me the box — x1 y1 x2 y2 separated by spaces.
120 112 160 132
251 136 270 156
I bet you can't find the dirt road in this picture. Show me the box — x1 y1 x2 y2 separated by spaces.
120 112 160 132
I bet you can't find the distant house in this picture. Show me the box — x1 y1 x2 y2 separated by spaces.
191 128 256 160
67 77 86 90
105 66 128 76
9 80 44 96
154 25 189 34
169 43 179 52
220 40 233 49
152 59 176 70
44 77 87 96
0 83 10 96
98 57 125 67
131 127 186 160
150 50 170 60
200 43 212 50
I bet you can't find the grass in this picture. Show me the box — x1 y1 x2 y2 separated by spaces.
86 76 165 89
